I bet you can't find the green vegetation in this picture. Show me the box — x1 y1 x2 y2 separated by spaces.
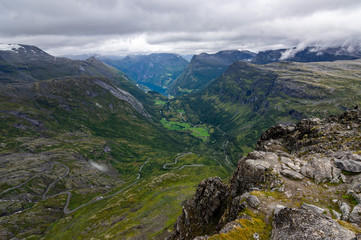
170 60 361 164
3 46 361 239
0 75 232 239
209 208 272 240
160 118 210 142
168 50 256 96
44 156 229 239
155 99 166 105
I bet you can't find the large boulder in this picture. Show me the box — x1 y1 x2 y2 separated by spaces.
271 207 357 240
334 159 361 173
349 175 361 193
300 158 340 183
349 204 361 223
230 152 283 198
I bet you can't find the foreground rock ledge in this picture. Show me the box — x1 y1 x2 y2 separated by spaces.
272 207 356 240
171 109 361 239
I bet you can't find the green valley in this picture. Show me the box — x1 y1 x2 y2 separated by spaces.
1 44 361 240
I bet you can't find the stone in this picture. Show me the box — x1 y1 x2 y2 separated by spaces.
340 173 347 183
281 157 301 172
173 177 228 239
300 158 340 183
349 154 361 161
349 175 361 193
229 156 283 198
227 195 247 221
284 191 292 198
301 203 326 215
353 193 361 204
339 202 351 221
281 169 304 180
280 156 292 164
273 205 286 215
219 221 242 234
271 207 356 240
247 195 260 209
334 159 361 173
332 210 342 220
349 204 361 223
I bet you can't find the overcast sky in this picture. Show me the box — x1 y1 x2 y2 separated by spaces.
1 0 360 56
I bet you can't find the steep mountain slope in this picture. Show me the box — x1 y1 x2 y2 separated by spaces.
252 46 361 64
103 53 189 95
168 50 256 96
0 43 153 111
0 45 232 239
173 59 361 162
172 109 361 239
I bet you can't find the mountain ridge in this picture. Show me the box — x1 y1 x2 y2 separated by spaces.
168 50 256 96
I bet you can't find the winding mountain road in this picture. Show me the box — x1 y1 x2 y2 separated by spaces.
163 152 204 170
0 162 58 196
42 162 69 200
1 158 151 215
2 152 205 216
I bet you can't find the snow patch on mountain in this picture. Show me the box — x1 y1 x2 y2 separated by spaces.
0 43 23 51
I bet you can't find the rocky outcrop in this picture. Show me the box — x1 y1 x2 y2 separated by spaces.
94 79 151 119
172 177 228 239
271 207 357 240
300 157 341 183
229 151 283 198
334 159 361 173
173 110 361 239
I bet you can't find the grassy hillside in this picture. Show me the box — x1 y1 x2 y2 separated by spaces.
168 50 256 96
0 76 232 239
169 59 361 163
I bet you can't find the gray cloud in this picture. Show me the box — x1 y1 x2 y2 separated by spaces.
0 0 360 55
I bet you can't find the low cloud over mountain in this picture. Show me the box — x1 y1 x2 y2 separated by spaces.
1 0 361 55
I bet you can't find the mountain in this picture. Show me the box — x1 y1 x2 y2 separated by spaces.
168 50 256 96
252 46 361 64
0 44 232 239
171 59 361 162
171 109 361 239
2 43 361 239
102 53 189 95
0 44 152 108
62 54 125 61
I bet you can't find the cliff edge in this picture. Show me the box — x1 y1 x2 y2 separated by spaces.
171 109 361 239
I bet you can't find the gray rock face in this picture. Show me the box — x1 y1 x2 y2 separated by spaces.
230 154 283 198
271 207 356 240
301 203 326 215
349 175 361 193
300 158 340 183
281 169 304 180
339 202 351 221
332 210 342 220
335 159 361 173
247 194 261 209
173 177 228 240
349 204 361 223
94 79 151 119
172 110 361 239
238 192 261 209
